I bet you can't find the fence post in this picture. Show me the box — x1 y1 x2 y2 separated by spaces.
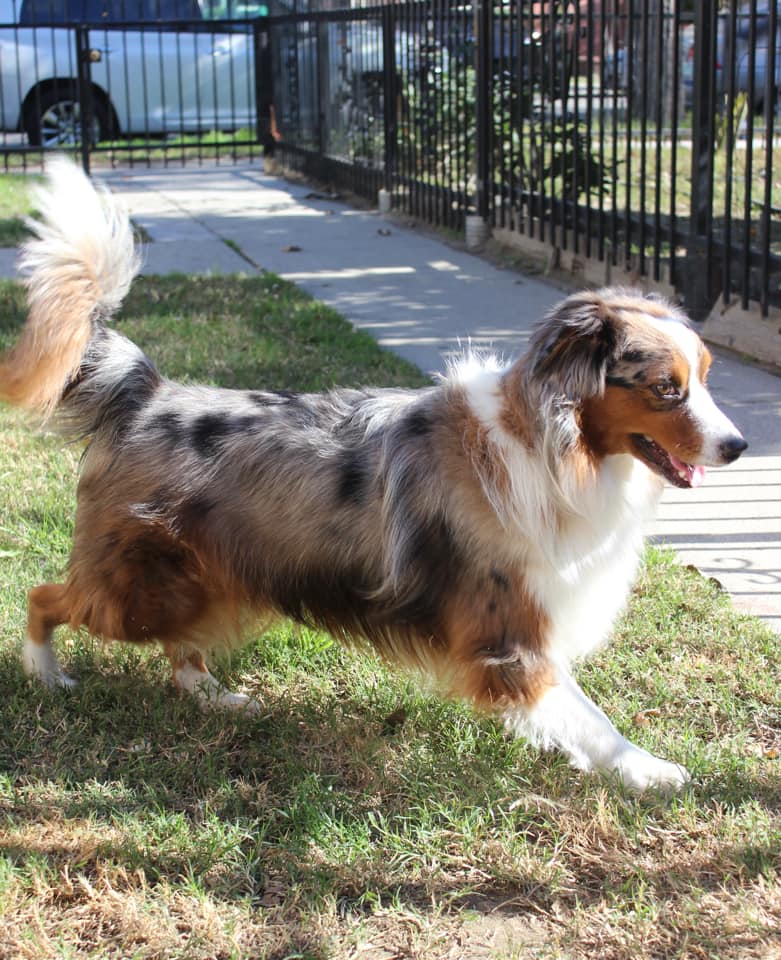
75 25 94 175
254 17 273 154
467 0 492 246
686 0 717 319
316 17 329 177
381 3 398 196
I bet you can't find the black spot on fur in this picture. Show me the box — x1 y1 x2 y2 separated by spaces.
400 408 431 439
148 411 184 444
258 511 461 653
385 514 461 630
191 413 232 457
338 451 370 505
82 353 161 442
190 413 258 458
490 568 510 591
605 375 635 390
176 494 218 538
621 349 654 365
266 560 376 632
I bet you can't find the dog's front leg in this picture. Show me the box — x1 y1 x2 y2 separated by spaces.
504 666 690 793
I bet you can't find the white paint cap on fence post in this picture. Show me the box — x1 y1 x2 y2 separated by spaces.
465 215 489 250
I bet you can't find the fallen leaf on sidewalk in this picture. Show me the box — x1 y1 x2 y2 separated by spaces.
282 244 302 252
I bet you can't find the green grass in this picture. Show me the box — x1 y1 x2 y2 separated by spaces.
0 175 40 247
0 273 779 960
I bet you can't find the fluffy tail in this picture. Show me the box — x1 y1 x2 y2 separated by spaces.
0 157 142 419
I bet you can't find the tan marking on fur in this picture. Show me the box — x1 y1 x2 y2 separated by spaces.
63 501 210 643
699 346 712 383
498 364 536 449
165 645 208 676
27 583 70 646
439 571 554 710
580 385 706 464
440 388 512 530
669 351 691 392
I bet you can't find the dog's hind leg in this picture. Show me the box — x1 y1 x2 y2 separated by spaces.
165 645 262 715
22 583 78 689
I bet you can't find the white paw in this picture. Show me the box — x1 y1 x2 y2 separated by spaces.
22 639 78 690
174 662 262 715
208 689 264 715
610 744 690 794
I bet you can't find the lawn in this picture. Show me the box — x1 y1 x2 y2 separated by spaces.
0 175 39 247
0 271 778 960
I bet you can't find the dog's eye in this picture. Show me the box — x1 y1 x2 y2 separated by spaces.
651 380 680 400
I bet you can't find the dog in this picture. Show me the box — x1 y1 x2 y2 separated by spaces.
1 159 746 793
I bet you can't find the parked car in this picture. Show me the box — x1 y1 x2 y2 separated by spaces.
681 2 781 113
0 0 261 146
726 0 781 110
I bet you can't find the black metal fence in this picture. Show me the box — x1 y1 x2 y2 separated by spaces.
269 1 781 320
1 0 779 318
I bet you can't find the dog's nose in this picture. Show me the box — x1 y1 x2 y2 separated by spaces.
719 435 748 463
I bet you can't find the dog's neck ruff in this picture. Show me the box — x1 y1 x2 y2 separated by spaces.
451 357 663 544
452 357 662 664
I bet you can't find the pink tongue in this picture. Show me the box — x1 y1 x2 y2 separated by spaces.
670 454 706 488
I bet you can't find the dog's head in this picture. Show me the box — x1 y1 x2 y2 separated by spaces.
526 287 747 487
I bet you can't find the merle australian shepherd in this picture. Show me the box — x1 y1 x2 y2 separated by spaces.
1 159 747 793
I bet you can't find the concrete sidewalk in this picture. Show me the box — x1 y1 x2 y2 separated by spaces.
7 159 781 631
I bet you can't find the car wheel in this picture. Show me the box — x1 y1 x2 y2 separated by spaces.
23 86 108 148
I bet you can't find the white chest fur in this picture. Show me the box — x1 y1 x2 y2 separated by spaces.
457 363 664 666
524 455 663 664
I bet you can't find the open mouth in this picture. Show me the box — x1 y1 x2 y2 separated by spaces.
631 434 705 489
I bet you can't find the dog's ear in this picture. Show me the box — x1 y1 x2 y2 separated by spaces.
527 292 620 400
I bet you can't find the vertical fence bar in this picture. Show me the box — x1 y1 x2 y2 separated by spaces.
544 0 553 245
687 0 717 318
610 0 619 264
425 0 433 226
75 24 92 174
638 0 648 277
474 0 491 222
651 0 663 281
598 0 606 262
255 18 272 153
624 0 634 268
723 0 738 308
741 0 758 310
584 0 594 258
382 2 397 196
571 0 581 252
760 0 777 316
669 0 681 288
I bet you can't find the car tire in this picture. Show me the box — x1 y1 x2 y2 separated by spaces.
23 84 110 148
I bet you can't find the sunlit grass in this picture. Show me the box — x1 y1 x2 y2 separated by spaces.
0 271 778 959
